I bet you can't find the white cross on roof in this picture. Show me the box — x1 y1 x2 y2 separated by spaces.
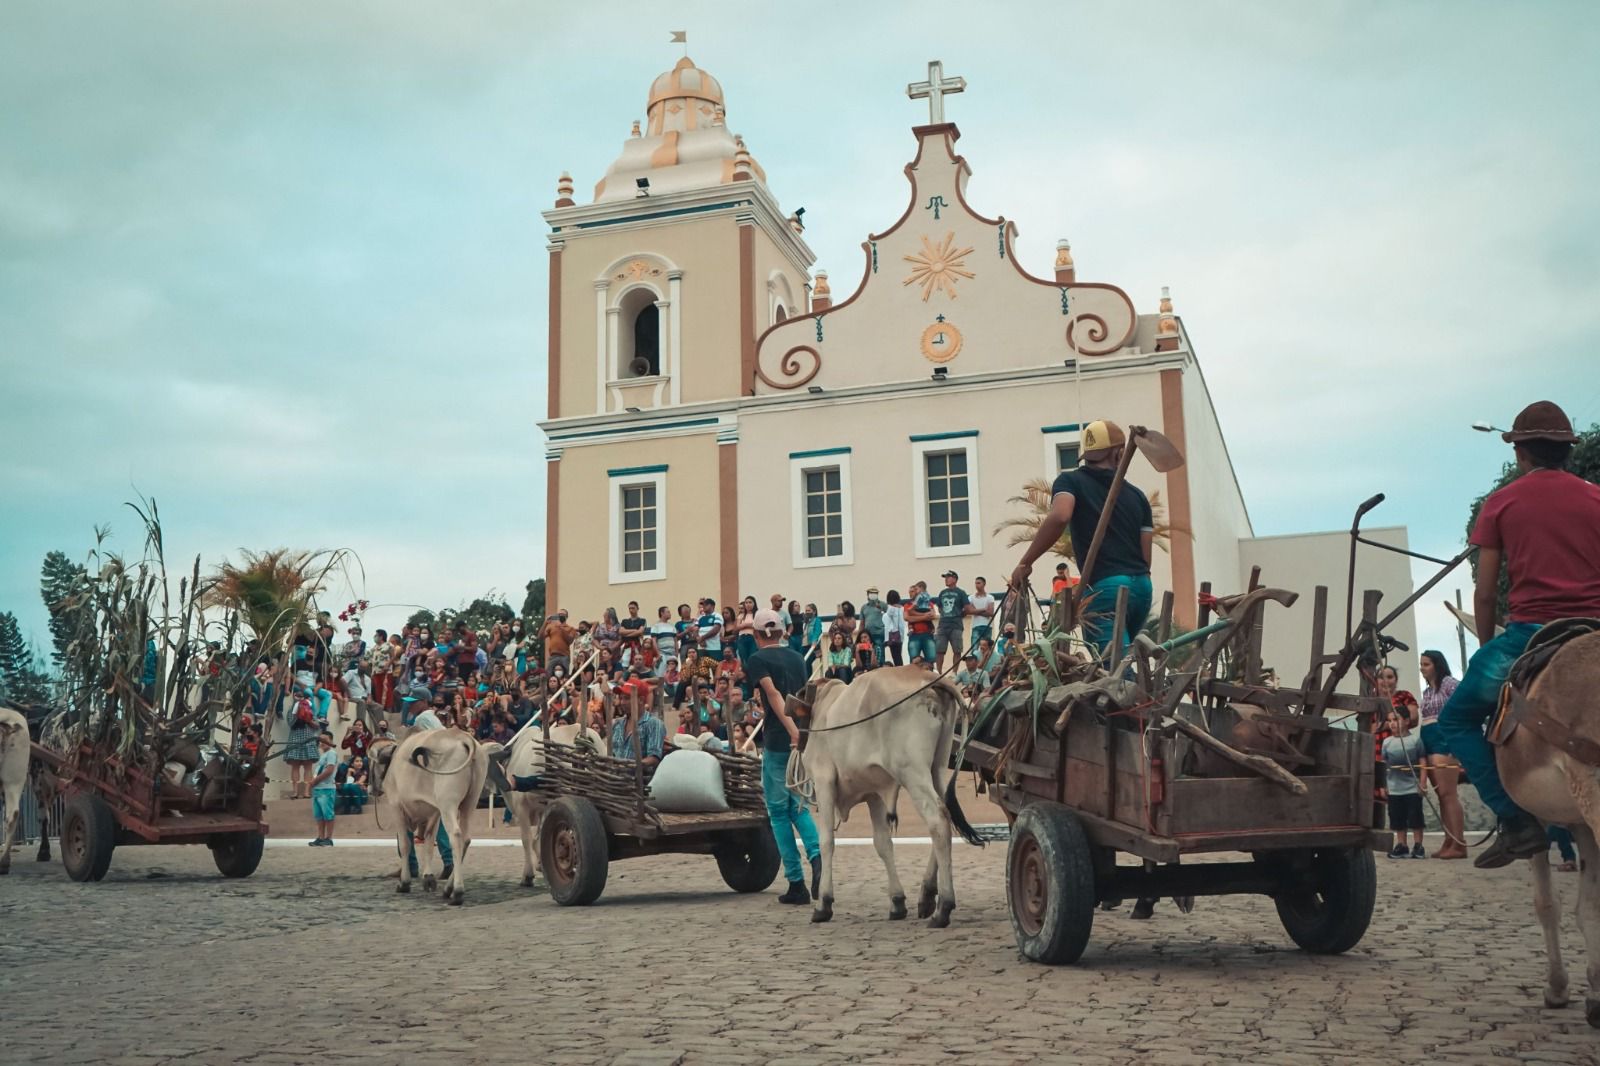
907 60 966 125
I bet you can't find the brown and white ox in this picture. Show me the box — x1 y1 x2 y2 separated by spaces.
380 730 500 905
503 723 607 887
802 668 983 928
1498 630 1600 1025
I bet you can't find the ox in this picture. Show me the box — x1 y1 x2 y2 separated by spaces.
0 705 28 874
801 667 982 928
1498 630 1600 1025
504 723 608 888
381 730 500 905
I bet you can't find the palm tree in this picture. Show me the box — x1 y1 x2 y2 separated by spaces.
992 478 1186 565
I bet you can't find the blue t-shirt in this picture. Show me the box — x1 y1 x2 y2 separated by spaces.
312 748 339 792
1382 734 1425 796
697 613 723 652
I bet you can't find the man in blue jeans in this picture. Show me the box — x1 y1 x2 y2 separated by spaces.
746 609 821 904
1437 401 1600 869
1010 418 1154 661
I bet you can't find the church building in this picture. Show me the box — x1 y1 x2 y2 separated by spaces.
538 56 1418 683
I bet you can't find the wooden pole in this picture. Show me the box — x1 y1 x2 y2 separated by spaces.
629 687 645 818
1072 439 1140 616
1455 588 1469 667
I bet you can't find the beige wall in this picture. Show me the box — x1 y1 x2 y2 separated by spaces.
1180 360 1254 595
555 214 746 419
1238 526 1420 696
553 432 725 615
735 370 1176 615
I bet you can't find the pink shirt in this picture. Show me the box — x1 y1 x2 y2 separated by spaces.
1419 676 1457 726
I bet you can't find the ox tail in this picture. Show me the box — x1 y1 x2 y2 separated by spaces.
932 680 984 848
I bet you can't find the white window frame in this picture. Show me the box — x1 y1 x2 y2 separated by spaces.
1041 426 1083 482
608 468 667 584
790 451 854 568
911 436 982 559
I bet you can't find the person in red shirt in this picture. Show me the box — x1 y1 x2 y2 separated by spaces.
1438 401 1600 869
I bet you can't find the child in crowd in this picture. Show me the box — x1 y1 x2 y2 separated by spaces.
824 631 854 684
854 628 876 673
310 730 339 846
1382 707 1428 859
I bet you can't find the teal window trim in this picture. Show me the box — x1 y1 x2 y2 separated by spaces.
1040 423 1082 434
789 446 852 460
608 464 668 478
908 430 979 443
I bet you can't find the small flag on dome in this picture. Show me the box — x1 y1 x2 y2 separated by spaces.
670 30 687 43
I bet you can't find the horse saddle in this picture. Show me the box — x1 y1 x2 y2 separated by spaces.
1490 619 1600 765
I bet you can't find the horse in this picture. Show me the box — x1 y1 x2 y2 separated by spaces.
1497 629 1600 1026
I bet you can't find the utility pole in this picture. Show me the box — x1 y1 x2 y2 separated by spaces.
1454 588 1469 667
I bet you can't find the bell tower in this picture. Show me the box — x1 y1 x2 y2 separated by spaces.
540 55 814 612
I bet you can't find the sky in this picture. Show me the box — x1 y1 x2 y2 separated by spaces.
3 1 1598 669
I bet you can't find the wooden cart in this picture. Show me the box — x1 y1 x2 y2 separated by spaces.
962 576 1398 965
31 737 268 883
529 690 779 906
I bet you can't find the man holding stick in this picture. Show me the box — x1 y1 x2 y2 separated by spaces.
747 609 821 905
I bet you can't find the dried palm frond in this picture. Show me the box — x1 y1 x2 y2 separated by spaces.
990 478 1187 561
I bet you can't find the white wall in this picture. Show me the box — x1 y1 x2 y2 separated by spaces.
1238 525 1420 696
1180 357 1254 593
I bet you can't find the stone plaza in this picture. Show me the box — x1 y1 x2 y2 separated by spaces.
2 833 1595 1065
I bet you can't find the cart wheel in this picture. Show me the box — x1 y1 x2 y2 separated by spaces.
715 828 781 893
539 796 608 906
210 831 265 878
1007 801 1096 964
61 793 116 883
1272 846 1377 955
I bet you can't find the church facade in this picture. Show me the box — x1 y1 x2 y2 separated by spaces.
538 57 1418 681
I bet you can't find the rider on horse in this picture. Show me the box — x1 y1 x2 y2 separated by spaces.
1438 400 1600 869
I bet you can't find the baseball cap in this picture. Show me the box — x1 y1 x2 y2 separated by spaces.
753 609 785 635
941 570 959 579
866 585 879 595
1081 419 1127 457
1055 562 1068 571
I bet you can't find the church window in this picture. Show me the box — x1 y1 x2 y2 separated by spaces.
924 451 971 549
1040 426 1083 482
608 467 667 584
1056 442 1080 474
621 484 657 572
803 468 844 559
910 435 981 560
631 304 660 376
790 450 855 568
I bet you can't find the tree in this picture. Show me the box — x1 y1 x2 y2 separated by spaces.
198 548 332 646
1464 423 1600 614
991 479 1185 566
40 549 88 669
0 610 50 704
454 594 514 634
405 609 437 631
522 578 546 623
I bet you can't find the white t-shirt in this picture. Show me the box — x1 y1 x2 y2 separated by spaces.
412 709 444 731
651 622 678 659
697 613 723 652
342 667 371 701
969 593 996 624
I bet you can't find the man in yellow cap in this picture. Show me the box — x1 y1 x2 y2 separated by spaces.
1438 400 1600 868
1009 419 1153 661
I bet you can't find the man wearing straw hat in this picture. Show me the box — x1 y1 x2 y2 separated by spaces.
1437 400 1600 869
1009 419 1153 661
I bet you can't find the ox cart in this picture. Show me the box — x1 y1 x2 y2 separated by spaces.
528 688 779 906
964 493 1451 964
31 735 268 882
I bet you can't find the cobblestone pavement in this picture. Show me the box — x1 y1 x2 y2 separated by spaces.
2 840 1597 1065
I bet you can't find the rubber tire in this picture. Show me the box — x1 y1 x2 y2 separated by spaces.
715 828 782 893
1273 846 1377 955
210 831 265 878
1006 801 1096 964
61 793 116 883
540 796 609 906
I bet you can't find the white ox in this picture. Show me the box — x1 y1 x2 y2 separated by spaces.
381 730 500 905
0 705 29 875
503 723 608 888
802 668 982 928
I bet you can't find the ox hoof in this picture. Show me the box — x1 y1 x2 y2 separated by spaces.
521 874 535 888
926 902 954 930
1586 999 1600 1029
1545 987 1570 1009
448 892 463 907
37 851 51 863
812 899 834 924
916 891 936 920
396 882 411 894
422 875 437 893
0 864 10 876
889 896 907 921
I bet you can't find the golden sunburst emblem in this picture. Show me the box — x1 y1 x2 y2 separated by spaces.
902 232 975 301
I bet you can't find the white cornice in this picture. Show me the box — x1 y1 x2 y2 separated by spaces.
543 181 815 277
